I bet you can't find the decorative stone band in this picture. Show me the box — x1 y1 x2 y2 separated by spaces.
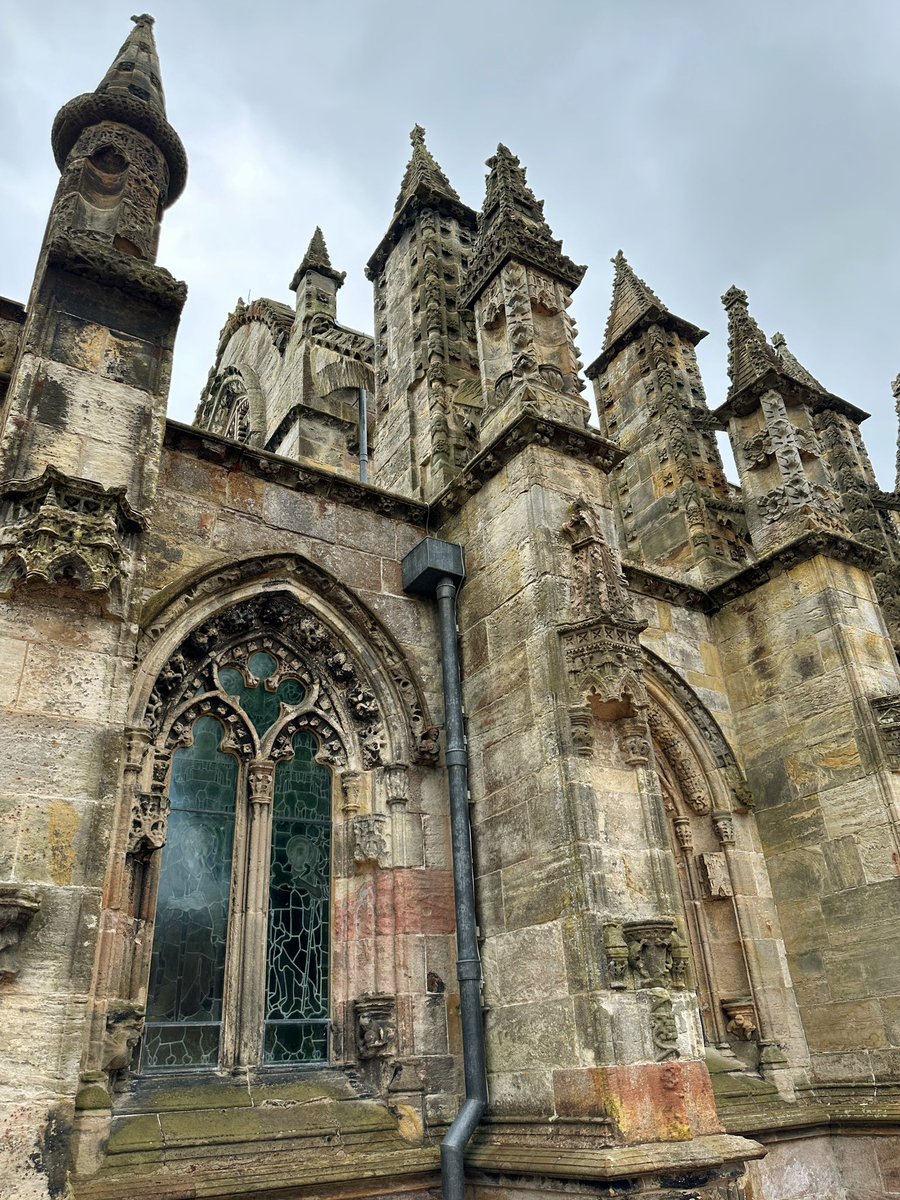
0 465 146 598
46 231 187 311
624 529 883 614
353 992 397 1059
0 887 40 983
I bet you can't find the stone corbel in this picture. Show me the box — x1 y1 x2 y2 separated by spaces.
354 993 397 1059
127 789 170 859
101 1001 145 1075
721 997 757 1042
0 886 40 982
711 810 736 845
602 924 629 990
624 918 678 988
385 763 409 809
616 715 652 766
341 771 363 816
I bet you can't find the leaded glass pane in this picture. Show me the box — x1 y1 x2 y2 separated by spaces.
219 652 305 736
143 717 237 1071
264 732 331 1064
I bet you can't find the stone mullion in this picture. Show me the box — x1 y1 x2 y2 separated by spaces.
235 760 275 1067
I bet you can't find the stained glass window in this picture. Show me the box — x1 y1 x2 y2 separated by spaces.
264 732 332 1064
143 717 237 1070
219 651 305 737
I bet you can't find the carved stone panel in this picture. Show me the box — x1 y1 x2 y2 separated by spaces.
127 789 170 859
697 852 733 900
351 815 390 867
0 887 40 982
871 695 900 771
354 993 397 1059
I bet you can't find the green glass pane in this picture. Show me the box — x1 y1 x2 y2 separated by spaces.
265 735 332 1064
264 1021 328 1065
219 656 305 736
144 717 236 1070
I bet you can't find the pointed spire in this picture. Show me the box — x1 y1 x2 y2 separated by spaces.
461 143 585 307
289 227 346 291
771 331 824 392
603 251 667 350
96 14 167 114
394 125 461 213
52 14 187 205
722 286 782 399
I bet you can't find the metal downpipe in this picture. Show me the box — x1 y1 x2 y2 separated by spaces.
435 574 486 1199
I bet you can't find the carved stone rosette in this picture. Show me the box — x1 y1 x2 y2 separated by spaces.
0 887 40 982
0 466 145 599
354 993 397 1059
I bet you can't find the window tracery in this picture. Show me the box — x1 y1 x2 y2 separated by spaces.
131 591 394 1072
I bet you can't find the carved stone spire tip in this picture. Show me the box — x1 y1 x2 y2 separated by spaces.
131 12 154 24
722 285 749 309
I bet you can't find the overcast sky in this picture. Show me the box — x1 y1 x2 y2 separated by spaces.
2 0 900 486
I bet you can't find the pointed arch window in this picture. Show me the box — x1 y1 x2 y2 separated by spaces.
135 597 383 1073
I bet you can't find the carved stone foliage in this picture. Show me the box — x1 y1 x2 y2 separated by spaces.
354 993 397 1059
648 708 709 814
137 557 436 765
0 465 145 600
871 695 900 771
559 499 648 713
127 789 170 859
143 592 398 770
0 887 40 983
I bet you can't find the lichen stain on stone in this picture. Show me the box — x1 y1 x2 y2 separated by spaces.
392 1103 423 1143
47 800 79 885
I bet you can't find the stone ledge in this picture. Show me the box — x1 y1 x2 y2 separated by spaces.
164 421 428 527
624 530 883 613
433 410 626 518
466 1130 763 1181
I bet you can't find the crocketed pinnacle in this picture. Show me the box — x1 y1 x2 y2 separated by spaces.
771 331 824 392
51 14 187 205
722 286 782 398
289 227 346 292
393 125 461 213
603 251 667 351
461 143 585 306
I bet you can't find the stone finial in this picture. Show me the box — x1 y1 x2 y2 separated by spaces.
393 124 461 213
289 227 346 292
721 285 781 398
461 142 585 306
771 331 824 392
51 14 187 205
602 250 667 352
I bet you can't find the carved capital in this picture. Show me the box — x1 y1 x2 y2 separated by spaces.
341 771 363 815
616 715 652 766
567 702 594 756
0 887 40 982
672 815 693 852
127 790 169 859
603 924 630 990
385 763 410 807
248 761 275 805
354 992 397 1059
712 810 736 845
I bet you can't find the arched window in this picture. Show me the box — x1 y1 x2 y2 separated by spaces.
133 597 384 1073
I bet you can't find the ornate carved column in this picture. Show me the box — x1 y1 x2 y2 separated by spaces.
236 760 275 1066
